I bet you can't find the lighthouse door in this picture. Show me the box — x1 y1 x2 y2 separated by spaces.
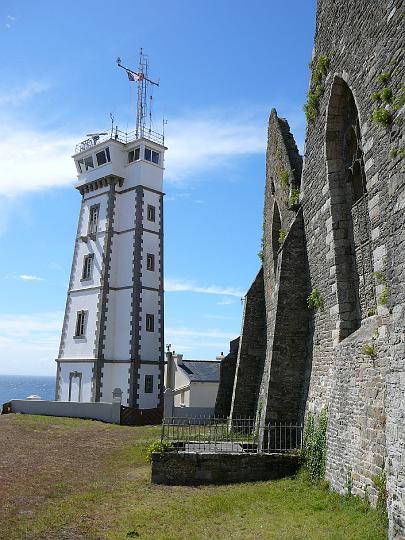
68 371 82 402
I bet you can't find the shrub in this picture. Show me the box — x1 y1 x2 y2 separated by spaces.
278 229 286 244
302 408 328 483
146 440 173 463
373 271 385 284
304 55 329 122
288 188 300 207
377 72 391 84
380 87 392 102
361 343 376 358
279 169 289 188
307 288 324 311
372 107 392 126
373 470 388 515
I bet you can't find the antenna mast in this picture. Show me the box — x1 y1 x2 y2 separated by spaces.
117 49 159 139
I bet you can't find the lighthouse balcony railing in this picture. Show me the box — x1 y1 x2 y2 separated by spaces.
75 127 164 154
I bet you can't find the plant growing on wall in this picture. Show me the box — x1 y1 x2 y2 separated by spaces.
379 286 389 306
304 54 330 122
302 407 328 483
306 288 324 311
278 229 287 244
288 188 300 207
146 440 173 463
279 169 289 188
373 470 388 515
361 343 376 359
372 107 392 126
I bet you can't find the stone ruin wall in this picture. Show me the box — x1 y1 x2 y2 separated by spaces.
303 1 404 536
215 0 405 536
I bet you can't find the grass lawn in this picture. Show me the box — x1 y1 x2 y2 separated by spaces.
0 414 387 539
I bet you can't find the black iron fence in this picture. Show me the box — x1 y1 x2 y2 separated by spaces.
161 417 303 454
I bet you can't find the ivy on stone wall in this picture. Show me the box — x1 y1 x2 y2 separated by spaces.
304 54 330 122
302 408 328 483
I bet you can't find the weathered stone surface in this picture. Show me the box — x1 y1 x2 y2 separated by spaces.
151 451 301 485
215 0 405 536
214 337 240 417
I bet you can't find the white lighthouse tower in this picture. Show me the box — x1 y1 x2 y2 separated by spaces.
55 51 165 409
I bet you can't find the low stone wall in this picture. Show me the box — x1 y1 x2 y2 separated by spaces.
8 400 121 424
151 451 300 485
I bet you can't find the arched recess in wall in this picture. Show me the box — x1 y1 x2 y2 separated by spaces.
272 201 281 271
325 76 376 341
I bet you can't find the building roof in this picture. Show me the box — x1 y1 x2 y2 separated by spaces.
179 360 221 383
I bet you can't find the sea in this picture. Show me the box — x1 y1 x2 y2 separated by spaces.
0 375 56 405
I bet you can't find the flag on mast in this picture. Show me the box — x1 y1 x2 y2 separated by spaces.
127 70 144 82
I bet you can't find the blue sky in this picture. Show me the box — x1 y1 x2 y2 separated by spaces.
0 0 316 375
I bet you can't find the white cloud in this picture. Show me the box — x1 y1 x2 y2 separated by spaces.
0 312 63 375
164 110 267 183
0 128 76 197
165 278 243 298
17 274 44 282
216 297 235 305
0 81 48 107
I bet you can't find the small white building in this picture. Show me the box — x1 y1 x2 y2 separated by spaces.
165 352 223 410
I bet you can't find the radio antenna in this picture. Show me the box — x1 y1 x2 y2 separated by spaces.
116 49 159 139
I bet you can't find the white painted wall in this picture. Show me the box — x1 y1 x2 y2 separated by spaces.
188 382 219 408
141 231 160 289
138 363 160 409
59 362 94 402
62 290 99 359
139 288 160 361
101 363 130 405
103 289 132 360
109 231 135 288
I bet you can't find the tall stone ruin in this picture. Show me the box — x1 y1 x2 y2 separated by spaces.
215 0 405 536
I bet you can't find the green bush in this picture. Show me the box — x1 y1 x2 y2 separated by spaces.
377 72 391 84
279 169 289 188
372 107 392 126
304 55 329 122
307 288 324 311
380 87 392 102
288 188 300 207
361 343 376 358
278 229 287 244
302 408 328 483
146 440 173 463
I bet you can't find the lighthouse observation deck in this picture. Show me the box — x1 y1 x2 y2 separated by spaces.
74 126 164 155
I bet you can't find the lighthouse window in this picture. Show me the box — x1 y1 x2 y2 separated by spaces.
88 205 99 235
146 314 155 332
128 147 140 163
81 254 94 280
144 375 154 393
144 147 160 164
77 155 94 173
74 311 87 338
147 204 156 222
146 253 155 271
96 147 111 166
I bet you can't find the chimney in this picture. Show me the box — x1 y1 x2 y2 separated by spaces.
173 352 183 366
